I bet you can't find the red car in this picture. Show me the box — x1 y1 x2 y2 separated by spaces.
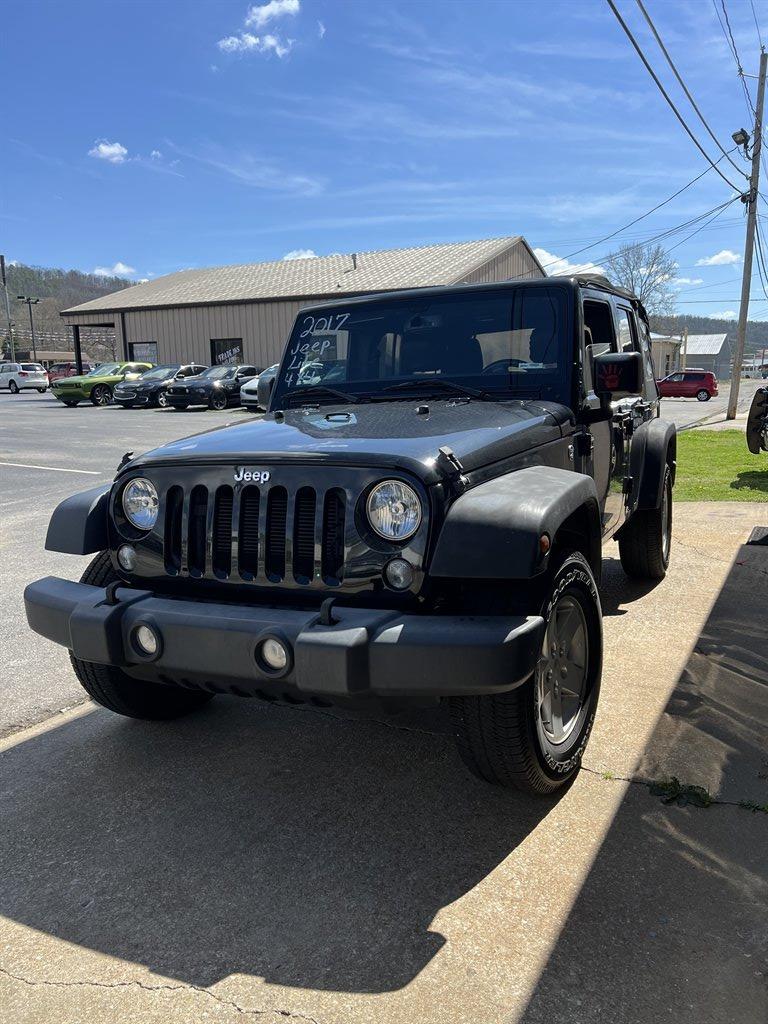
656 368 718 402
47 361 92 383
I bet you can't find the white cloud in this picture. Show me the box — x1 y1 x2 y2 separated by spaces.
534 247 605 277
218 31 293 56
245 0 299 29
150 149 162 159
696 249 741 266
317 20 326 38
673 276 704 286
88 140 128 164
94 261 136 277
282 248 318 260
708 309 737 319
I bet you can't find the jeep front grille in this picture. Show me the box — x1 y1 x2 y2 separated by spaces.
162 483 347 585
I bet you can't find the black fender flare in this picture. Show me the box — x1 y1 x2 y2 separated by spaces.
45 484 111 555
628 418 676 512
430 466 601 580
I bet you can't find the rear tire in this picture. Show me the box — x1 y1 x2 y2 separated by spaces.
90 385 112 406
69 553 214 720
696 389 710 402
37 387 46 393
618 464 672 580
449 552 602 795
9 380 19 394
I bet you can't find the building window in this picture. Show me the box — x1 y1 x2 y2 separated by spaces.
129 342 158 363
211 338 243 365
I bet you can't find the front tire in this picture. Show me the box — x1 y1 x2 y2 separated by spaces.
618 464 672 580
209 391 228 411
696 389 710 402
90 385 112 406
156 390 169 408
449 552 602 795
69 553 214 720
8 380 19 394
62 400 79 407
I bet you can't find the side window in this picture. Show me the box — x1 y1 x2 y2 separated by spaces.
582 298 616 391
615 307 638 353
634 315 658 395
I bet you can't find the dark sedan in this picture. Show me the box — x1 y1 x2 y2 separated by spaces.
166 364 260 410
113 363 209 408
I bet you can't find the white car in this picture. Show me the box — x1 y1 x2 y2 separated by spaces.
0 361 49 393
240 363 278 412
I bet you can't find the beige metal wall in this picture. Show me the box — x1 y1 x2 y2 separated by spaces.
62 240 546 368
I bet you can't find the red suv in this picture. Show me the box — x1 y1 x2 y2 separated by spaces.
656 368 718 402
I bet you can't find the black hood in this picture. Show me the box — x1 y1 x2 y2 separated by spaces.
130 399 571 483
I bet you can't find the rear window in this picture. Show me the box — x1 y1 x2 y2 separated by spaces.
686 372 706 381
21 363 44 371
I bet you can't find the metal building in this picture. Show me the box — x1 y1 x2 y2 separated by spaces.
60 236 544 370
683 334 732 379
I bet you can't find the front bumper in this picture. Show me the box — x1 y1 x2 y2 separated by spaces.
114 392 149 405
24 576 544 699
52 389 88 401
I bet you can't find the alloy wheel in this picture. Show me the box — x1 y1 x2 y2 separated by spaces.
536 596 589 745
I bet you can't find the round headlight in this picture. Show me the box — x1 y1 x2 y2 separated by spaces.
366 480 422 541
122 477 159 530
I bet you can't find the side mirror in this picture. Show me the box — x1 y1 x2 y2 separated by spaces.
257 373 275 410
593 351 643 399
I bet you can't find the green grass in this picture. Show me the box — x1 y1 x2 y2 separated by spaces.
674 431 768 502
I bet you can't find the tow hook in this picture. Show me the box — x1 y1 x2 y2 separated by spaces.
319 597 338 626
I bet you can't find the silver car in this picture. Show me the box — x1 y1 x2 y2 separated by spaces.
240 363 278 412
0 361 49 393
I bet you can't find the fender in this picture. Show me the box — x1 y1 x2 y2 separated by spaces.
45 484 111 555
628 418 676 512
430 466 600 580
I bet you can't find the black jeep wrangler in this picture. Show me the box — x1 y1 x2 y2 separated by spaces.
25 276 676 795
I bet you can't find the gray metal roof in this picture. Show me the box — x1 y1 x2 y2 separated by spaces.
684 333 729 355
63 236 536 314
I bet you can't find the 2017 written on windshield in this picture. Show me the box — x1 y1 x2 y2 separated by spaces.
284 313 350 387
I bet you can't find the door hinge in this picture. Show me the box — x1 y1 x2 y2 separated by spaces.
575 432 594 458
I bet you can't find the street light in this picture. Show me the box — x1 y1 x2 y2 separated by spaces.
17 295 40 361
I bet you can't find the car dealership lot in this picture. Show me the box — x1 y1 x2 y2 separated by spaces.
1 389 766 1024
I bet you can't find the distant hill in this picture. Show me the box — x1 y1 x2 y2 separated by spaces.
1 262 133 356
649 313 768 355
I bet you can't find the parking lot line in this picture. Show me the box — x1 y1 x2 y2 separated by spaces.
0 461 101 475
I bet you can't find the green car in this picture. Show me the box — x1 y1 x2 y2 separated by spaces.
51 361 153 407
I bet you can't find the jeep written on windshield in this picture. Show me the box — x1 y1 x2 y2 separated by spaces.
25 276 676 795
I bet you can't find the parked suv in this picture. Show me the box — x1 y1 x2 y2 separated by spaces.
25 275 676 795
0 361 49 393
657 368 718 401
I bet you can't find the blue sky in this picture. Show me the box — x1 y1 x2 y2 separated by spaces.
3 0 768 319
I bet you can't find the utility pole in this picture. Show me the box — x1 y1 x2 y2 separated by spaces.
727 49 768 419
0 256 15 361
17 295 40 362
681 326 688 370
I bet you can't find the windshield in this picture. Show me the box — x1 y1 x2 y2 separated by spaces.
86 363 121 376
201 365 235 380
137 364 178 381
272 286 571 406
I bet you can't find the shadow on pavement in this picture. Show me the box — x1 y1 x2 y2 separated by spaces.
598 556 661 617
519 541 768 1023
0 699 556 993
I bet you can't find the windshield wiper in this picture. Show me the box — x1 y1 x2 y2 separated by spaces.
282 385 359 406
380 378 488 399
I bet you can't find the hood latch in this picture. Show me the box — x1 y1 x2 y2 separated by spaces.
436 445 467 495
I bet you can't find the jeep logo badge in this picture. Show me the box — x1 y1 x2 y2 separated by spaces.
234 467 271 483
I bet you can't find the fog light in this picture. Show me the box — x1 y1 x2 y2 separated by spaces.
384 557 414 590
261 637 288 671
133 624 159 657
117 544 137 571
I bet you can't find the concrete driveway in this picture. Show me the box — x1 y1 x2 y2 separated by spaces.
1 393 767 1022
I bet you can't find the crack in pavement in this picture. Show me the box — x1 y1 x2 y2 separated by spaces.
579 765 768 813
0 966 322 1024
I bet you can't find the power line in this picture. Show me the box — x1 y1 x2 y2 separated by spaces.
539 155 740 271
635 0 747 179
606 0 744 191
714 0 758 117
749 0 764 52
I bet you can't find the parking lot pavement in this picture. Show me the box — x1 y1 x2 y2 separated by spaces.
2 389 767 1023
660 377 763 430
0 390 259 736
